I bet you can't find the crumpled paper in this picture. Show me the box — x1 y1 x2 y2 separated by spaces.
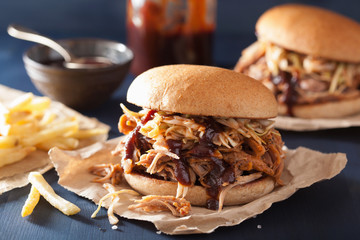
0 84 110 194
49 136 347 235
274 113 360 131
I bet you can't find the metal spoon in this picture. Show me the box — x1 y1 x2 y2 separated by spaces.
7 24 112 69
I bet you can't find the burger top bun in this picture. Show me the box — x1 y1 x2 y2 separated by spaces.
256 4 360 63
127 64 278 119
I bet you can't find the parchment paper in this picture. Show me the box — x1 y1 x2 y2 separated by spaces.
0 84 110 194
49 137 347 235
274 113 360 131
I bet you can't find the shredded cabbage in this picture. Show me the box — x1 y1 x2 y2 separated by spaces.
329 64 345 93
259 41 358 93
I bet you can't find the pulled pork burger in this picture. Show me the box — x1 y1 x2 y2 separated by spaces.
113 65 285 212
234 4 360 118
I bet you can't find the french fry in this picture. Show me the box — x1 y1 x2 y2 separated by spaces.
3 121 38 137
21 185 40 217
22 97 51 113
70 128 109 139
4 111 32 125
28 172 80 216
8 92 33 111
21 121 79 147
0 135 19 148
39 111 56 126
36 137 79 151
0 103 8 115
0 123 10 136
0 146 36 167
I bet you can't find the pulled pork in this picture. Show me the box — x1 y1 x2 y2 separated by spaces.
89 163 123 185
113 104 285 210
128 195 191 217
234 41 360 115
91 184 139 223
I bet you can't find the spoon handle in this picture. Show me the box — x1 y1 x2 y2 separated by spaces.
7 24 74 62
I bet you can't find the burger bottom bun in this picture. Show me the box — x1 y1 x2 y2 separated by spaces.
124 173 275 206
279 95 360 118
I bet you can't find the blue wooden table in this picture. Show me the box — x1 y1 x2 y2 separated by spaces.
1 1 360 239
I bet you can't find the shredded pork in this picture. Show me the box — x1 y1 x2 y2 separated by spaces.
112 105 285 211
218 172 263 212
128 195 191 217
91 184 139 224
235 40 360 106
89 163 123 185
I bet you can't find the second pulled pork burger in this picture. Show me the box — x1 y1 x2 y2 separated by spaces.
234 4 360 118
113 65 285 212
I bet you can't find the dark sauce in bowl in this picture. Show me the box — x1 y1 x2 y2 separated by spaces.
41 57 113 69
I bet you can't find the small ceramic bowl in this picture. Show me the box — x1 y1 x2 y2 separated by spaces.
23 38 133 109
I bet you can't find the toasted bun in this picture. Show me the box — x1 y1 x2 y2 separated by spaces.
124 173 275 206
256 4 360 62
279 96 360 119
127 64 278 119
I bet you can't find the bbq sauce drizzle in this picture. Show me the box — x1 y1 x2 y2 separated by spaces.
167 118 235 210
272 70 299 116
125 113 236 210
124 110 156 161
166 139 191 186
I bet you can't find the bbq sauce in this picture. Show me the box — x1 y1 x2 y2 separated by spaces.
41 58 113 68
124 110 156 160
165 118 221 187
124 125 141 160
190 118 235 210
199 119 235 210
202 157 235 210
127 26 214 76
166 139 191 186
272 71 299 116
126 0 215 75
41 59 66 67
127 114 236 210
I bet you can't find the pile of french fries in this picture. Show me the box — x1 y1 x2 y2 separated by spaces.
0 92 108 168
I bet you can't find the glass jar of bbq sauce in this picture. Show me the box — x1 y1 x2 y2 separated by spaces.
126 0 217 75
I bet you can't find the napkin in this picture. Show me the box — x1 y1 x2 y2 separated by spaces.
274 114 360 131
0 85 109 194
49 137 347 235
